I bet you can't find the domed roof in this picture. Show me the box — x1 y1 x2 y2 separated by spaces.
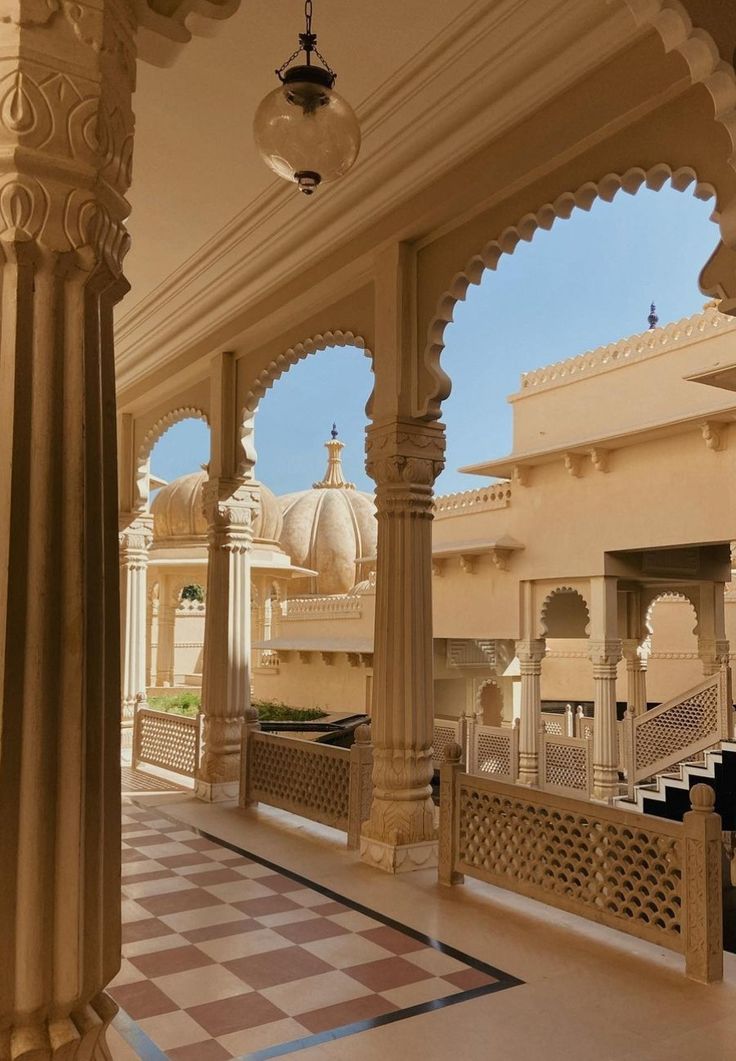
278 430 376 595
151 470 283 544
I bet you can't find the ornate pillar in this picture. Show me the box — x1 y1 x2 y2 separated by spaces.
196 479 259 802
155 579 177 686
119 514 153 721
622 637 648 715
0 1 135 1053
360 417 445 873
590 640 623 801
516 640 545 785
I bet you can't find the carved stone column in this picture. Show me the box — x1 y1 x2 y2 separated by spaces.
196 478 259 802
622 637 648 716
697 581 730 676
590 640 623 801
0 1 135 1053
516 639 545 785
360 417 445 873
119 514 153 722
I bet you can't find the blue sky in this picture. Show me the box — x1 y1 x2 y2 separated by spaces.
150 185 718 495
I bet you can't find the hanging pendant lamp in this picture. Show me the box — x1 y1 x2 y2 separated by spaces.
253 0 361 195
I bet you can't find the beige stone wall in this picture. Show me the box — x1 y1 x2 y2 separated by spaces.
253 656 372 714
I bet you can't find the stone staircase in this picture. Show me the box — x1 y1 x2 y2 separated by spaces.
614 740 736 828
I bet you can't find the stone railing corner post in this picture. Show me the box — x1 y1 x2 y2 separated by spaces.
683 784 723 983
718 662 733 740
119 513 154 732
438 743 464 886
348 723 373 850
238 706 261 809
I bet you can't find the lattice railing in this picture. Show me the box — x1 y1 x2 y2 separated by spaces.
541 708 574 737
433 717 467 768
625 669 733 795
438 753 724 982
132 706 200 778
540 732 591 798
467 719 518 781
240 723 373 849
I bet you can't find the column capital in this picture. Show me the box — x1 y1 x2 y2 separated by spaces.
516 638 546 666
119 512 154 556
621 637 649 667
202 477 260 550
0 0 136 277
589 639 622 669
366 418 445 510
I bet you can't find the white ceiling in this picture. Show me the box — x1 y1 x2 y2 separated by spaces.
126 0 464 306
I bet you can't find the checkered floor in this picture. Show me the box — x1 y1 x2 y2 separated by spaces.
112 804 519 1059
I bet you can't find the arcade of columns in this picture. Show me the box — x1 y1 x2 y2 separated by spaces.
4 0 736 1054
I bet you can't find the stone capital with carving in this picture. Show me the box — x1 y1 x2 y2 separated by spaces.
365 417 446 515
589 638 623 671
119 512 154 560
516 638 546 668
202 477 259 550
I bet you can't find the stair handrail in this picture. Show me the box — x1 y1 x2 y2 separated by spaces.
625 665 732 799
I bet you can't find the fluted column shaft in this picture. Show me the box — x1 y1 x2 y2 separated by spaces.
360 417 445 874
196 478 258 802
590 640 622 801
119 515 153 721
0 1 136 1054
516 640 545 785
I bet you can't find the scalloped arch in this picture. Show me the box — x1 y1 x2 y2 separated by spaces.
644 589 699 636
242 330 374 416
422 163 718 418
540 585 592 638
136 406 210 510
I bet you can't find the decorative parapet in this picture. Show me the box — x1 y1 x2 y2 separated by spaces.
434 482 511 518
282 595 363 621
518 306 735 394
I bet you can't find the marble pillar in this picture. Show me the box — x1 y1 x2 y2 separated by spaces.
360 417 445 873
590 640 623 801
196 478 259 802
119 515 153 721
0 1 135 1053
516 639 545 785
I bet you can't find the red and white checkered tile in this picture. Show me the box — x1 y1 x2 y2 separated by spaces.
112 804 501 1059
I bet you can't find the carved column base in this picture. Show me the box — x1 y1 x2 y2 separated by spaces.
360 835 438 874
518 752 539 786
592 765 620 803
1 992 116 1061
194 778 240 803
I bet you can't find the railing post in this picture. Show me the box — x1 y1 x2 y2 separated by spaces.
466 716 477 774
438 743 464 886
565 703 574 737
575 705 584 738
510 718 520 782
238 706 261 810
348 724 373 850
683 784 723 983
132 704 141 772
718 664 733 740
538 724 546 791
624 709 635 799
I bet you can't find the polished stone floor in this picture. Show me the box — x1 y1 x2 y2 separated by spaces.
109 795 736 1061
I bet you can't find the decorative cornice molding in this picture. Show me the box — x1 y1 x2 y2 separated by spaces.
433 481 511 519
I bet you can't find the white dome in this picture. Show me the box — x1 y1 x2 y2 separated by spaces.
151 471 283 544
278 434 376 594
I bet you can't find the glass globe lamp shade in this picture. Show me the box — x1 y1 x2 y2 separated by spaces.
254 66 361 195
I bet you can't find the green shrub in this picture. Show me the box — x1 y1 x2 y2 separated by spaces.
147 691 201 717
145 692 326 723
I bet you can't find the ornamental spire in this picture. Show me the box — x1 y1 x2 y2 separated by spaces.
647 302 659 330
313 425 355 490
